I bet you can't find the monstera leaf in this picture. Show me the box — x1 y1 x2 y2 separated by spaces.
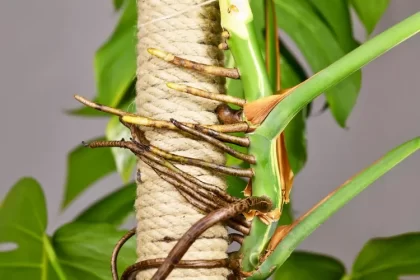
0 178 136 279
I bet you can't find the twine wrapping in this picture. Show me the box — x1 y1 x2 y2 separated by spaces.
135 0 230 279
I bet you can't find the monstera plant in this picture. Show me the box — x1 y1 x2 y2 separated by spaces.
1 1 419 279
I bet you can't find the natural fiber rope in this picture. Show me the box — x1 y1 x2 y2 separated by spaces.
135 1 230 279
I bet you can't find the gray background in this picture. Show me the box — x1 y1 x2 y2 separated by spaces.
0 0 419 272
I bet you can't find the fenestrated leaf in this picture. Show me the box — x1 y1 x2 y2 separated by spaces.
0 178 136 279
62 137 116 209
0 178 66 279
351 0 390 35
75 182 136 226
274 251 346 279
350 233 420 280
274 0 361 127
52 223 136 280
247 137 420 279
309 0 357 52
95 0 137 107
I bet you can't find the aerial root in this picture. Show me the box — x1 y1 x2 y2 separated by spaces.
166 83 245 107
150 196 272 280
76 95 259 280
73 95 253 133
194 124 250 147
148 48 240 79
111 227 136 280
171 119 256 164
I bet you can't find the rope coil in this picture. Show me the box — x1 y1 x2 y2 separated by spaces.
135 1 230 279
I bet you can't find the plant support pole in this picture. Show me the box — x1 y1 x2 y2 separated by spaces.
135 0 230 279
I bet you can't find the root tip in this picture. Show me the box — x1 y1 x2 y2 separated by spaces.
148 48 172 61
218 42 229 50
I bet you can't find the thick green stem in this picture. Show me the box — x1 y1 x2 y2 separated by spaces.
220 0 282 272
220 0 272 101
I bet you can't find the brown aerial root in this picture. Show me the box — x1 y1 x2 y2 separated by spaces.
194 124 250 147
73 95 254 133
84 137 252 235
228 233 244 245
166 83 246 107
74 95 136 117
122 114 254 133
76 96 260 279
148 196 272 280
84 139 241 206
111 227 236 280
148 48 240 79
145 144 253 178
109 200 255 280
171 119 256 164
111 227 136 280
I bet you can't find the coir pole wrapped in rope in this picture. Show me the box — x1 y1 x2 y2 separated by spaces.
135 0 230 279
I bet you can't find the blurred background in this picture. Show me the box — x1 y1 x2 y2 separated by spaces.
0 0 419 271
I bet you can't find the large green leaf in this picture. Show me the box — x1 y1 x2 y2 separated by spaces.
274 251 346 279
351 0 390 35
350 233 420 280
53 223 136 280
95 0 137 107
62 137 116 209
309 0 357 52
247 137 420 280
0 178 65 279
0 178 136 280
274 0 361 127
75 182 136 226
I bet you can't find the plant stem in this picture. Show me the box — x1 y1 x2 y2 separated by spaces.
220 0 272 101
220 0 284 272
257 12 420 141
246 137 420 279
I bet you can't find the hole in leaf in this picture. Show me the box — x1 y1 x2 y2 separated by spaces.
0 242 18 252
